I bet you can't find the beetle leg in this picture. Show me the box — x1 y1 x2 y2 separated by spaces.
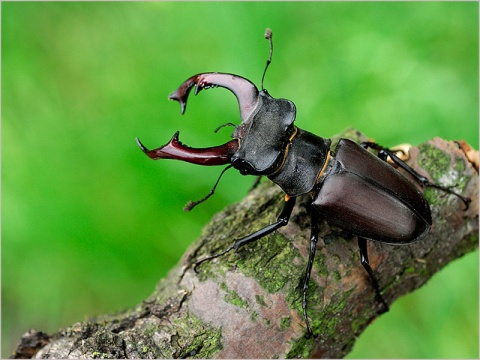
249 176 263 192
214 122 236 133
194 196 296 271
387 150 470 209
358 237 389 313
302 209 319 337
361 141 471 209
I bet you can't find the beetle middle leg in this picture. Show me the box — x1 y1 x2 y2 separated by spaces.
361 141 471 208
358 237 389 313
194 195 296 272
249 176 263 192
302 208 319 336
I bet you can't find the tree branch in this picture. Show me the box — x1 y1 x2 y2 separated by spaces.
12 130 478 359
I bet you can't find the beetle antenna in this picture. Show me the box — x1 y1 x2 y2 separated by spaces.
261 28 273 91
214 122 236 133
184 164 234 211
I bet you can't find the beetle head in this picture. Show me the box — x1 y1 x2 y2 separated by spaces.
167 72 296 175
137 29 296 208
230 90 296 175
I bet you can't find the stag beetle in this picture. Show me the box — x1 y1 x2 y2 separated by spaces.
136 29 470 335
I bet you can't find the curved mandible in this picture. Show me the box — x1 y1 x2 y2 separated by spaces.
136 132 239 166
168 73 259 123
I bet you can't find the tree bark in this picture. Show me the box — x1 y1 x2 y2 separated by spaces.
12 130 479 359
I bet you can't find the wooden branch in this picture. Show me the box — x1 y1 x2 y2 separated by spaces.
12 130 478 359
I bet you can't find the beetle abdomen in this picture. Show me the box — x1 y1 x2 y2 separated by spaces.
313 139 432 244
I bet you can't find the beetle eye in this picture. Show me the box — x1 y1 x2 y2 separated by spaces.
231 156 254 175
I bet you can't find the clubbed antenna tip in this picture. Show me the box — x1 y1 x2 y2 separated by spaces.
261 28 273 91
265 28 272 40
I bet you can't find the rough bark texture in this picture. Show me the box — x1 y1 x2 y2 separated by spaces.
12 130 479 359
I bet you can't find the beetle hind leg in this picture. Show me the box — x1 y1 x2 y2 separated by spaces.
358 237 389 314
361 141 470 209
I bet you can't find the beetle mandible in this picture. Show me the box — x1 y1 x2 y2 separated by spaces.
136 29 470 335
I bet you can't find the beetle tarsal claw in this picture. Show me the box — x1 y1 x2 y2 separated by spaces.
193 243 236 273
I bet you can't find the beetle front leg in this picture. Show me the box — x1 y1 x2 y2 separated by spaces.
194 196 296 272
358 237 389 313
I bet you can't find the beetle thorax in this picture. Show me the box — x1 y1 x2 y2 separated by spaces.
230 91 297 176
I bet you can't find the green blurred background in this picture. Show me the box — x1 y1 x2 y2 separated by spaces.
2 2 478 358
